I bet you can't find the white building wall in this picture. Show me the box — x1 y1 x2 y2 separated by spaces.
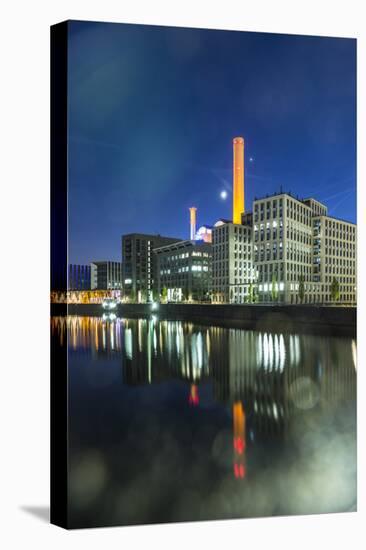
212 223 255 303
212 193 356 306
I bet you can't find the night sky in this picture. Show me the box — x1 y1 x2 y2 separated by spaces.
67 20 356 264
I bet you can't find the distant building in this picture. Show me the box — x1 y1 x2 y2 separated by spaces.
68 264 91 290
90 261 122 290
154 240 212 302
121 233 180 302
195 224 213 243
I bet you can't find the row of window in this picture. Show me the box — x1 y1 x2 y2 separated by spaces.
323 257 356 267
254 198 313 225
314 221 356 241
160 265 210 275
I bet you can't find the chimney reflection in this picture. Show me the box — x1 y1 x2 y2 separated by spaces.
233 401 246 479
189 384 199 406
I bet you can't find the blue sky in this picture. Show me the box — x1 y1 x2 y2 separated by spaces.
67 21 356 264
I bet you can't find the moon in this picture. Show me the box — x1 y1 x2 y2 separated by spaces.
220 190 228 200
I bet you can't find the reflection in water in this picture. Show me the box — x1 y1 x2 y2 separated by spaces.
189 384 199 406
51 316 357 528
233 402 246 479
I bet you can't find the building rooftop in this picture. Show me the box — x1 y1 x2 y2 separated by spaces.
302 197 327 206
122 232 181 241
213 218 232 227
91 260 121 264
313 214 356 226
153 239 212 254
253 190 317 208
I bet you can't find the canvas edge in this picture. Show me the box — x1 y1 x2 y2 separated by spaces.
50 20 69 529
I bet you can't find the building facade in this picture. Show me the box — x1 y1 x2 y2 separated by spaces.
90 261 122 290
122 233 180 302
154 240 212 302
212 192 356 305
212 221 256 303
253 193 312 303
68 264 91 290
312 214 356 304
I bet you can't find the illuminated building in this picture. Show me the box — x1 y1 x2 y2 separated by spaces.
214 191 357 305
68 264 91 290
252 193 357 304
195 224 213 243
253 193 308 303
212 138 357 304
121 233 180 302
154 240 212 302
311 212 357 304
90 261 122 290
212 221 256 303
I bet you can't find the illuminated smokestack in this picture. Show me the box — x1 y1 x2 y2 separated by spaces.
189 207 197 240
233 137 245 224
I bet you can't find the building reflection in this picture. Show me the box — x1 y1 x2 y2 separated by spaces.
121 318 211 387
51 316 356 480
51 316 123 356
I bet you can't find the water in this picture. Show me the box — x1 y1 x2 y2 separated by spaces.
51 315 357 528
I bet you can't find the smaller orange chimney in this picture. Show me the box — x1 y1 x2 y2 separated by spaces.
189 207 197 240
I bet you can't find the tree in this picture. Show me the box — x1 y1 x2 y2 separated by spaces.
248 282 253 303
330 277 340 302
271 273 278 302
298 275 305 304
129 289 136 303
161 286 168 303
248 278 259 303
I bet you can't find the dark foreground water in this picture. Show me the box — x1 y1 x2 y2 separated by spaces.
52 315 357 529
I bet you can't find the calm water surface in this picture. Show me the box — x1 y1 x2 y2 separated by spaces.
51 315 357 528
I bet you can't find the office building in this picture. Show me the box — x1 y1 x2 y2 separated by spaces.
253 193 357 303
212 137 356 305
68 264 91 291
212 222 256 303
253 193 311 303
154 240 212 302
312 214 356 304
213 191 356 304
90 261 122 290
122 233 180 302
